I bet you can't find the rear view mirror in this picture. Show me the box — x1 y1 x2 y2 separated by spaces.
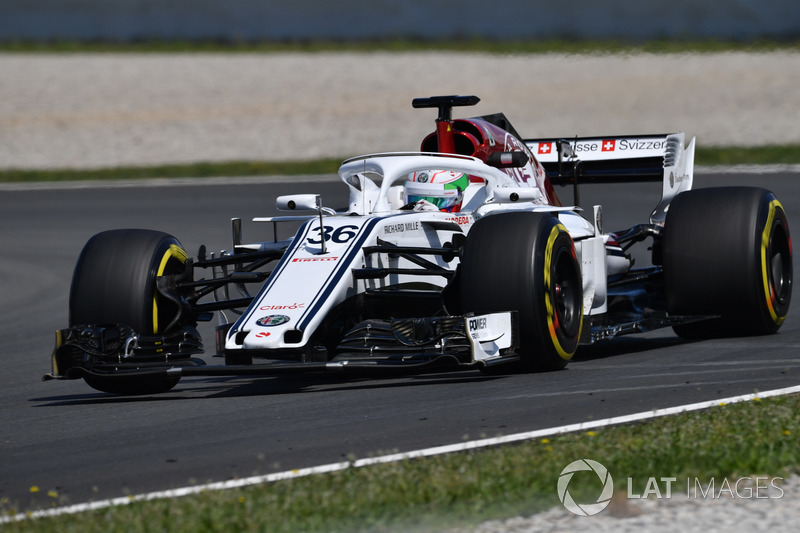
276 194 320 211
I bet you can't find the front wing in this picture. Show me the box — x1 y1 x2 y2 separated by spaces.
44 311 519 382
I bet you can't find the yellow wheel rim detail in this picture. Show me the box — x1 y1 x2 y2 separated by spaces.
760 199 785 326
152 244 188 333
543 223 581 361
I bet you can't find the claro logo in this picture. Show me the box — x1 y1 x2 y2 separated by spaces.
259 303 306 311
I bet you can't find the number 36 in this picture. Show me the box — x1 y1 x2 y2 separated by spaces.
307 225 358 244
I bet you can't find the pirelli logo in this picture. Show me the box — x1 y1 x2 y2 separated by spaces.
292 257 339 262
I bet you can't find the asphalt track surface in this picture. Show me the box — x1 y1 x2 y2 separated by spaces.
1 170 799 513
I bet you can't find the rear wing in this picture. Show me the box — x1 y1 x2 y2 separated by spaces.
525 133 695 224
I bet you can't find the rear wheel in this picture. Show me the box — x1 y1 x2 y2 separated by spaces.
70 229 190 394
663 187 792 338
460 212 583 371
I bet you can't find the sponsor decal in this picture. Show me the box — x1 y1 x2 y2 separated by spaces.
573 141 600 153
465 313 513 345
617 138 666 151
566 138 667 155
384 221 420 234
255 315 291 327
468 317 488 333
538 142 553 155
498 135 533 184
255 331 271 338
572 139 659 153
292 257 339 262
259 303 306 311
504 165 534 185
447 215 471 225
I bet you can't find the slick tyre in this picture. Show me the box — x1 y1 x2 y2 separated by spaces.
70 229 189 394
663 187 792 338
460 212 583 371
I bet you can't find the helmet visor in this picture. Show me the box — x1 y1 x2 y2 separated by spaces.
405 193 462 210
404 181 463 212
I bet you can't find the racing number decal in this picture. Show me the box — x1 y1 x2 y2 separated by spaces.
761 199 787 326
543 223 581 360
307 225 359 245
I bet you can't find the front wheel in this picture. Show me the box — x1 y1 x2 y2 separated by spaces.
663 187 792 338
459 212 583 371
70 229 191 394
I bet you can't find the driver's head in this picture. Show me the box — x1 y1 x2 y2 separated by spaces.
404 170 469 212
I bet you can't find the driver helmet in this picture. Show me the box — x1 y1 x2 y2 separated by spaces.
404 170 469 212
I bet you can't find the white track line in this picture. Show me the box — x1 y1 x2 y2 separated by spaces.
5 384 800 523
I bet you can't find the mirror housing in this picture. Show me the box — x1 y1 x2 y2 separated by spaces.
493 187 543 203
277 194 320 211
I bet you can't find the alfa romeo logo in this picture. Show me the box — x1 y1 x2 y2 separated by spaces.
256 315 290 327
557 459 614 516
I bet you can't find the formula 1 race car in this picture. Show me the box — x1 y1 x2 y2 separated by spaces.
45 95 793 395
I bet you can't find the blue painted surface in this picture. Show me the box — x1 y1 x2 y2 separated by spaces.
1 0 798 42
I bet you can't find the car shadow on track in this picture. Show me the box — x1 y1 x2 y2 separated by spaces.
29 372 503 405
205 372 505 398
571 335 690 362
30 336 695 405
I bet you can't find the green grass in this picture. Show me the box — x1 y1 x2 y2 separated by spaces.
1 38 799 55
3 393 799 532
696 145 800 166
0 146 797 184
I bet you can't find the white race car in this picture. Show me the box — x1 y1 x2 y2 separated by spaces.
46 95 793 394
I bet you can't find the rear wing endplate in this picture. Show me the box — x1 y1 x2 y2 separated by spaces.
525 133 695 224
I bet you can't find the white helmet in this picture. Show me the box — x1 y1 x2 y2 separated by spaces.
403 170 469 213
